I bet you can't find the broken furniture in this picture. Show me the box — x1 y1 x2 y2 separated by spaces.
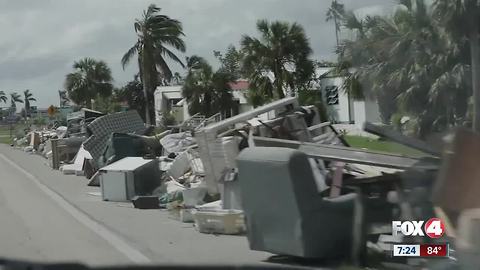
252 137 439 170
159 131 196 154
172 112 222 133
218 136 242 210
66 108 105 136
195 97 299 195
83 110 147 163
99 157 161 202
49 137 86 169
59 144 92 175
252 135 440 230
236 147 360 259
67 108 105 122
29 132 41 150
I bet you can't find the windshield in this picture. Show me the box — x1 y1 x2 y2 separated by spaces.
0 0 475 269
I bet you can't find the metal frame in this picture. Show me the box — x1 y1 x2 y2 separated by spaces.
195 97 299 193
252 136 439 170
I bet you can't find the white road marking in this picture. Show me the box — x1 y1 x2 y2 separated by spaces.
0 154 151 264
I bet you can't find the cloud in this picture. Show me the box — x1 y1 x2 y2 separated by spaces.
0 0 393 108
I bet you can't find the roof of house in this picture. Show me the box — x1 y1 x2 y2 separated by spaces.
154 85 183 96
162 91 182 99
228 80 250 91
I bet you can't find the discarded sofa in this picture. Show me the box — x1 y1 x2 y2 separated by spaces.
47 136 86 169
237 147 359 259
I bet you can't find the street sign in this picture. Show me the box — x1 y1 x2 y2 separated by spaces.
47 105 57 117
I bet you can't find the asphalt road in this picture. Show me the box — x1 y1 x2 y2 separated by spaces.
0 144 271 267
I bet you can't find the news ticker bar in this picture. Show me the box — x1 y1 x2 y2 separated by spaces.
392 244 448 257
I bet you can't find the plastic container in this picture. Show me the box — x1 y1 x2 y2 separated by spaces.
168 208 195 223
182 187 207 207
180 209 195 223
193 209 245 235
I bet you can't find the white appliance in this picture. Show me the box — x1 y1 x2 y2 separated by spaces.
99 157 160 202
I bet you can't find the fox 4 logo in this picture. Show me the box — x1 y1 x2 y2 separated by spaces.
392 218 445 238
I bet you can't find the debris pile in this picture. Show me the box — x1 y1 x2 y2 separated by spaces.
12 98 477 268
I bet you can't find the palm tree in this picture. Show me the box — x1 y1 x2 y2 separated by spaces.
335 0 473 137
121 4 186 125
214 45 244 80
326 0 345 47
182 55 233 117
245 71 275 107
64 58 113 109
0 91 7 103
116 77 146 120
9 92 23 114
241 20 315 104
433 0 480 132
23 89 36 119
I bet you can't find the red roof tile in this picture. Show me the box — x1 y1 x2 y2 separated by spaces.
228 80 250 91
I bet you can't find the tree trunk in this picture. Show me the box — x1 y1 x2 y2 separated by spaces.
333 13 340 47
204 92 211 117
274 62 285 99
470 25 480 132
86 99 92 110
142 50 152 125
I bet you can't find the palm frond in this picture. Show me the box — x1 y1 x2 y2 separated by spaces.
154 52 173 81
145 4 161 18
157 45 185 68
121 43 139 69
154 35 186 52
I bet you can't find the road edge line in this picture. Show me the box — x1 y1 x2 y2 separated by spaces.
0 154 151 264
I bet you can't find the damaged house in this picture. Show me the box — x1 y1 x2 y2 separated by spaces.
154 79 254 126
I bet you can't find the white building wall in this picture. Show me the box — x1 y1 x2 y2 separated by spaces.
353 100 367 129
154 85 184 126
365 98 382 123
155 85 253 125
352 97 382 129
232 90 248 104
154 89 164 126
239 104 252 114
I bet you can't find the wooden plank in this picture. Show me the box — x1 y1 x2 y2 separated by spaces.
299 145 436 170
312 133 332 143
201 97 298 134
330 162 345 198
307 122 331 131
252 136 439 170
